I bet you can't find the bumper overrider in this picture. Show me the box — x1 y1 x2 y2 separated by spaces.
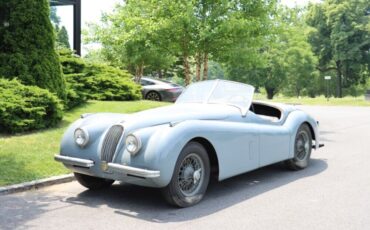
54 154 160 178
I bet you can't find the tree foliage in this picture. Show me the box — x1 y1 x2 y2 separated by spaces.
0 0 66 99
57 26 71 49
306 0 370 97
87 0 275 85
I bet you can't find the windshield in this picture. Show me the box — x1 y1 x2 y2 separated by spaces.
176 80 254 115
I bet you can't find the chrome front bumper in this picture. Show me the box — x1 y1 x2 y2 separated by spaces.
54 155 160 178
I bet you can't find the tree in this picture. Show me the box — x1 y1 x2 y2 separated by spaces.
154 0 198 85
306 0 370 97
57 26 70 48
87 0 276 85
226 5 288 99
50 6 60 26
282 7 318 97
86 1 176 83
0 0 66 99
193 0 276 81
50 6 71 50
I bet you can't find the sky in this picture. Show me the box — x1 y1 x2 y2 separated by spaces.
56 0 321 56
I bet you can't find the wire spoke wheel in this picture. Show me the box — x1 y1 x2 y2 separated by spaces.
161 142 210 207
295 131 310 160
285 124 312 170
177 153 204 197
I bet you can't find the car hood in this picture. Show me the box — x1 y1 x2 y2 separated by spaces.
126 103 232 127
78 103 235 133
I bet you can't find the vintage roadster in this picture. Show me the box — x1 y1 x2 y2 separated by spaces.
55 80 323 207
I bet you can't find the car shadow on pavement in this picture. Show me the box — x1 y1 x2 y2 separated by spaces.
0 192 66 230
63 158 327 223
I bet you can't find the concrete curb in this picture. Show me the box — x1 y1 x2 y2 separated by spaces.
0 174 75 195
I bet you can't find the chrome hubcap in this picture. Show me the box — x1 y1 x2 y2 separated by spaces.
296 131 309 160
178 153 204 196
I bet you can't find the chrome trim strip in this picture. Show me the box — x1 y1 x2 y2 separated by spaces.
107 163 160 178
54 155 94 168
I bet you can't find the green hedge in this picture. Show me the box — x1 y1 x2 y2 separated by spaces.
65 73 88 110
0 79 63 133
82 63 142 101
59 49 141 109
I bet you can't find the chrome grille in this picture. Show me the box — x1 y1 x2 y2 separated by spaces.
101 125 124 162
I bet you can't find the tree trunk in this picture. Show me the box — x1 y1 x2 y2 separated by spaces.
139 64 144 80
134 66 140 83
336 61 342 98
296 86 301 98
134 63 144 83
195 52 202 81
158 70 163 79
203 52 209 80
183 54 191 86
265 87 275 99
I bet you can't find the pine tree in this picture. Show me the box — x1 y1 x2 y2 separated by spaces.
57 26 71 49
0 0 66 99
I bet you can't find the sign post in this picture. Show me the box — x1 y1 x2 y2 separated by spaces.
324 76 331 101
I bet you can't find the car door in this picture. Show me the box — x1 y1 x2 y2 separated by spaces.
208 119 260 181
252 116 291 167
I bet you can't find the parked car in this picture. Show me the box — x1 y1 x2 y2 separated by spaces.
55 80 323 207
139 77 183 102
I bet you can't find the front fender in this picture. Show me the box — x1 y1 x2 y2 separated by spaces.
60 113 127 159
121 120 220 187
284 110 320 159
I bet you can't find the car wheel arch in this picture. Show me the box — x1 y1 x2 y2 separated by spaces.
303 121 315 141
188 137 220 180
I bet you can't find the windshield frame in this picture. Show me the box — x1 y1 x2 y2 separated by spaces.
176 79 254 116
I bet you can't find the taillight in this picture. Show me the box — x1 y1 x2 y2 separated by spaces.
166 88 180 92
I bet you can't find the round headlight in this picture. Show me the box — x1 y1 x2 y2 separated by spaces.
74 128 89 147
125 134 141 155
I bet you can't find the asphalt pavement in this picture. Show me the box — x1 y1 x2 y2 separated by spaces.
1 105 370 230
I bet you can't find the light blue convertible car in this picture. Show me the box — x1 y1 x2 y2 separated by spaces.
55 80 323 207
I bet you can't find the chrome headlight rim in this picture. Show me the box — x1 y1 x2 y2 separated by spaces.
74 127 89 148
125 133 142 156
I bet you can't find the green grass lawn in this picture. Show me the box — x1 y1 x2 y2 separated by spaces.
0 100 168 186
254 94 370 106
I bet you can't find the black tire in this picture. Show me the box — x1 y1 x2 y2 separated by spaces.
162 142 210 208
74 173 114 190
145 91 161 101
285 123 312 170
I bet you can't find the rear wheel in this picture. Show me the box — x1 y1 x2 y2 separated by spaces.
74 173 114 190
162 142 210 207
145 91 161 101
285 124 312 170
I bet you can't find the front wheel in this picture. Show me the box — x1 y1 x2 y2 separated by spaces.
74 173 114 190
285 123 312 170
162 142 210 207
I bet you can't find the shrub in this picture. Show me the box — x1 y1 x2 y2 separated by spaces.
0 79 63 133
0 0 66 99
58 49 142 107
64 73 88 110
59 49 86 75
82 63 142 101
